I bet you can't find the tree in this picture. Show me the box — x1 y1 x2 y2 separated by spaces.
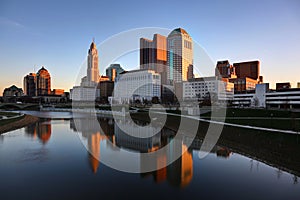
151 96 159 104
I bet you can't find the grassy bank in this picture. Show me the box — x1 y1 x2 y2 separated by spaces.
201 108 300 132
0 114 39 134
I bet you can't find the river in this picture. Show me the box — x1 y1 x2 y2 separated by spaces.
0 111 299 200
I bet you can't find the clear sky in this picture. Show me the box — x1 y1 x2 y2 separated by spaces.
0 0 300 94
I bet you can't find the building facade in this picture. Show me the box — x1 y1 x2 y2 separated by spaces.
23 73 37 96
233 61 260 80
229 77 258 94
36 67 51 96
3 85 23 97
232 83 300 109
106 64 124 81
72 40 101 101
177 76 234 102
113 69 161 103
98 81 114 102
140 34 168 84
276 82 291 91
215 60 237 78
167 28 193 84
87 40 99 83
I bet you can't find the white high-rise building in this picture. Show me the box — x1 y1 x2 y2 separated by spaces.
167 28 193 84
81 40 100 87
71 40 100 101
87 41 99 83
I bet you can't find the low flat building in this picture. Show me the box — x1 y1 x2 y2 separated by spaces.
232 83 300 109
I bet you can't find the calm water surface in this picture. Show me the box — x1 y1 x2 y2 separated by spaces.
0 111 299 200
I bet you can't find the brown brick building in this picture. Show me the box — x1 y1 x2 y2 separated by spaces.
233 61 260 80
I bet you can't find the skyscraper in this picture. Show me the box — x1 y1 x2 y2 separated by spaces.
140 34 168 84
23 73 37 96
87 40 99 83
36 67 51 96
167 28 193 83
106 64 125 81
71 40 100 101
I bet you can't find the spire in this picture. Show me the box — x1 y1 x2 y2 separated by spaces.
90 38 96 50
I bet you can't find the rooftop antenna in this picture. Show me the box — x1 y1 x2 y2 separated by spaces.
93 37 95 43
34 64 36 73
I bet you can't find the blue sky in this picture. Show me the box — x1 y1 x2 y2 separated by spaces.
0 0 300 93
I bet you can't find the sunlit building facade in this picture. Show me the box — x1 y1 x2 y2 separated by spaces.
72 40 100 101
36 67 51 96
140 34 168 84
87 40 99 83
167 28 193 83
176 76 234 101
215 60 237 79
233 60 260 81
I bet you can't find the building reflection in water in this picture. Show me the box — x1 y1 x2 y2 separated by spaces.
70 117 231 187
70 117 114 173
140 138 193 188
25 120 52 144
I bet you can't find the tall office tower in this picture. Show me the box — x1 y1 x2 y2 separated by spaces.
23 72 37 96
140 34 167 84
167 28 193 84
87 40 99 83
215 60 236 78
106 64 125 81
36 66 51 96
233 60 260 80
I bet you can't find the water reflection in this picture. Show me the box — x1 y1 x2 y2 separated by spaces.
70 117 233 187
1 114 300 199
25 120 52 144
11 115 298 189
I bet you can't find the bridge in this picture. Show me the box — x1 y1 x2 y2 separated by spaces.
0 103 40 110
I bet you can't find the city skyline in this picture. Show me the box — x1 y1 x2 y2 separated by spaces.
1 0 300 93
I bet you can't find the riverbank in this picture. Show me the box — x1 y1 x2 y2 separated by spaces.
130 111 300 177
201 108 300 132
0 114 39 134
